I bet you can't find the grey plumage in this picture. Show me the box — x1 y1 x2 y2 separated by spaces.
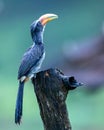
15 13 58 125
18 44 45 80
15 20 45 124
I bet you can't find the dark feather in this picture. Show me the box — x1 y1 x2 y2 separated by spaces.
15 81 24 124
18 44 44 79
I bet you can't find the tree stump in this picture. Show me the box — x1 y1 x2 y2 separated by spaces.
32 68 82 130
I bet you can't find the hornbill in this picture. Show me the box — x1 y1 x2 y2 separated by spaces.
15 14 58 124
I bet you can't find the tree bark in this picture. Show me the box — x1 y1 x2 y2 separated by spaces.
32 68 82 130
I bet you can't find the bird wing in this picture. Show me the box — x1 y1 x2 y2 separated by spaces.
18 45 44 79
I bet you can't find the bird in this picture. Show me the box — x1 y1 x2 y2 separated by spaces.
15 13 58 124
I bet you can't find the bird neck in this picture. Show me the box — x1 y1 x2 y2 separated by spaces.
32 31 43 45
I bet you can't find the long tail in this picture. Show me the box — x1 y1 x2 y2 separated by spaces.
15 81 24 124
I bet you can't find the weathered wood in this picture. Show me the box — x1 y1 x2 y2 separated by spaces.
32 68 82 130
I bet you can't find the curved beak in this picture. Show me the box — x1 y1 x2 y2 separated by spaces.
39 13 58 26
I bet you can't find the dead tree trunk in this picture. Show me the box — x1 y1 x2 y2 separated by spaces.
32 68 82 130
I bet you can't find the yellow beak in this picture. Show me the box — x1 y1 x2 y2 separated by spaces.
39 13 58 26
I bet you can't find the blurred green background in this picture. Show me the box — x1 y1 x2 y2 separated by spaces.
0 0 104 130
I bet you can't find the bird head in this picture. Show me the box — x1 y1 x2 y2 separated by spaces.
30 14 58 43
